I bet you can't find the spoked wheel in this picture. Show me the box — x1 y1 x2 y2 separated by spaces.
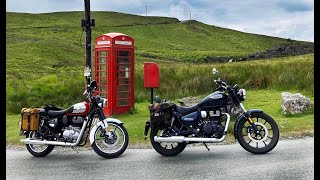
91 123 129 159
150 129 186 156
26 131 55 157
237 112 279 154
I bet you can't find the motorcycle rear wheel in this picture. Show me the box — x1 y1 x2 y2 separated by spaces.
236 112 279 154
26 131 55 157
91 123 129 158
150 129 186 156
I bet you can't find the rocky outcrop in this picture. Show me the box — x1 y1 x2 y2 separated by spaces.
247 42 314 60
202 41 314 63
281 92 312 114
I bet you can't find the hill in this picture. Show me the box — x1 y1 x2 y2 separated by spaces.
6 11 312 65
6 11 314 113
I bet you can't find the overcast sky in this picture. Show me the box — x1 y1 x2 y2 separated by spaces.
6 0 314 42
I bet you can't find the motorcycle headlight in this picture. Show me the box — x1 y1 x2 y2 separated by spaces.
239 89 246 100
98 98 107 108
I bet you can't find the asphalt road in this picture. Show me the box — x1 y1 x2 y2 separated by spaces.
6 137 314 180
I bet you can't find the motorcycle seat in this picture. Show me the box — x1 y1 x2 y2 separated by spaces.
39 108 47 116
48 110 66 118
175 104 199 114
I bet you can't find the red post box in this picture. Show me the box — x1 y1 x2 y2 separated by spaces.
144 62 159 88
144 62 160 103
94 33 134 116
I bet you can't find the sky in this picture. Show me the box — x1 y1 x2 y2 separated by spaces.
6 0 314 42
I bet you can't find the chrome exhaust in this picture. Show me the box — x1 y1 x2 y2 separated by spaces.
20 120 88 146
154 135 226 143
154 113 230 143
20 139 78 146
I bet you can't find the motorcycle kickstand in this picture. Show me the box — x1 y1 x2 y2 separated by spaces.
203 142 210 151
71 146 79 153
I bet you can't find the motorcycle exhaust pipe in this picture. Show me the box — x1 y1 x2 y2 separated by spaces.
20 120 89 146
153 135 226 143
20 139 79 146
154 113 230 143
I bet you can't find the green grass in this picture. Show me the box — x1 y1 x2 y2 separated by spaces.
6 53 314 114
7 89 314 146
6 11 314 146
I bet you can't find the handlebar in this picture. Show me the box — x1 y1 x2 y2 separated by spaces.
214 78 228 91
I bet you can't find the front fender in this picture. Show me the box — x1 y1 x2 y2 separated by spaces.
233 109 263 140
89 118 123 145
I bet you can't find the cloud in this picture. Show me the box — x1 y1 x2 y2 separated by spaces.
6 0 314 42
277 0 313 12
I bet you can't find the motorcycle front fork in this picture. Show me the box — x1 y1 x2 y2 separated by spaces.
239 103 259 134
95 109 113 139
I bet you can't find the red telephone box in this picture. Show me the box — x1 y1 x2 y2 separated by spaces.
94 33 134 116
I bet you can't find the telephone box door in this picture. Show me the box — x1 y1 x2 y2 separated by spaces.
94 49 109 114
114 49 134 113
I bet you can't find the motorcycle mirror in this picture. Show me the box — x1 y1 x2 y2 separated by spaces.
212 68 218 75
84 66 91 77
155 96 161 103
90 80 97 89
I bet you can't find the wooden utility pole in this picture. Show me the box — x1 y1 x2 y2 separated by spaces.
82 0 95 85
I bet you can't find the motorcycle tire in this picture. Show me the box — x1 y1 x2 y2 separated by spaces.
91 123 129 159
26 131 55 157
236 112 279 154
150 129 186 156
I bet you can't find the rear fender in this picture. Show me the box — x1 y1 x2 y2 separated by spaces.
89 118 123 145
233 109 263 140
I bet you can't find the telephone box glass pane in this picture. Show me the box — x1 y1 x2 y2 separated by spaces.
100 86 107 92
99 79 107 85
117 99 129 106
99 57 106 64
99 65 107 71
117 85 129 91
118 57 129 64
116 50 131 107
118 92 129 98
99 72 107 78
99 51 107 57
119 51 130 56
118 78 129 85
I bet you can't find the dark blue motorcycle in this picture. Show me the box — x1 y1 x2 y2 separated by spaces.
144 68 279 156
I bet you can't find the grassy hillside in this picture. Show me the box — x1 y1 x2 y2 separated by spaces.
6 11 297 66
6 11 314 113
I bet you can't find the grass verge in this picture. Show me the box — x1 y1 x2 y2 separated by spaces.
6 89 314 148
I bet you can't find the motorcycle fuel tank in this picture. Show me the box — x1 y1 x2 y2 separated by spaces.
66 102 90 116
199 92 227 109
180 111 200 126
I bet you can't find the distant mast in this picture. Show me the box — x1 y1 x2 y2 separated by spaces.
82 0 95 85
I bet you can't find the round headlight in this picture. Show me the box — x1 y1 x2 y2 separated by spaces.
239 89 246 100
102 98 108 107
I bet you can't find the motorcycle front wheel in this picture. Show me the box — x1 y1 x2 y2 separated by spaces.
150 129 186 156
26 131 55 157
236 112 279 154
91 123 129 158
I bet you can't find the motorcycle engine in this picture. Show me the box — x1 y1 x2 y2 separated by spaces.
62 126 81 143
61 116 85 142
200 110 225 138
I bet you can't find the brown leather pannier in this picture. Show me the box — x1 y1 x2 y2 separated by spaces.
149 102 173 130
20 108 40 131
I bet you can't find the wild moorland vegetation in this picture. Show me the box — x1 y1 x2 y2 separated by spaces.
6 12 313 144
